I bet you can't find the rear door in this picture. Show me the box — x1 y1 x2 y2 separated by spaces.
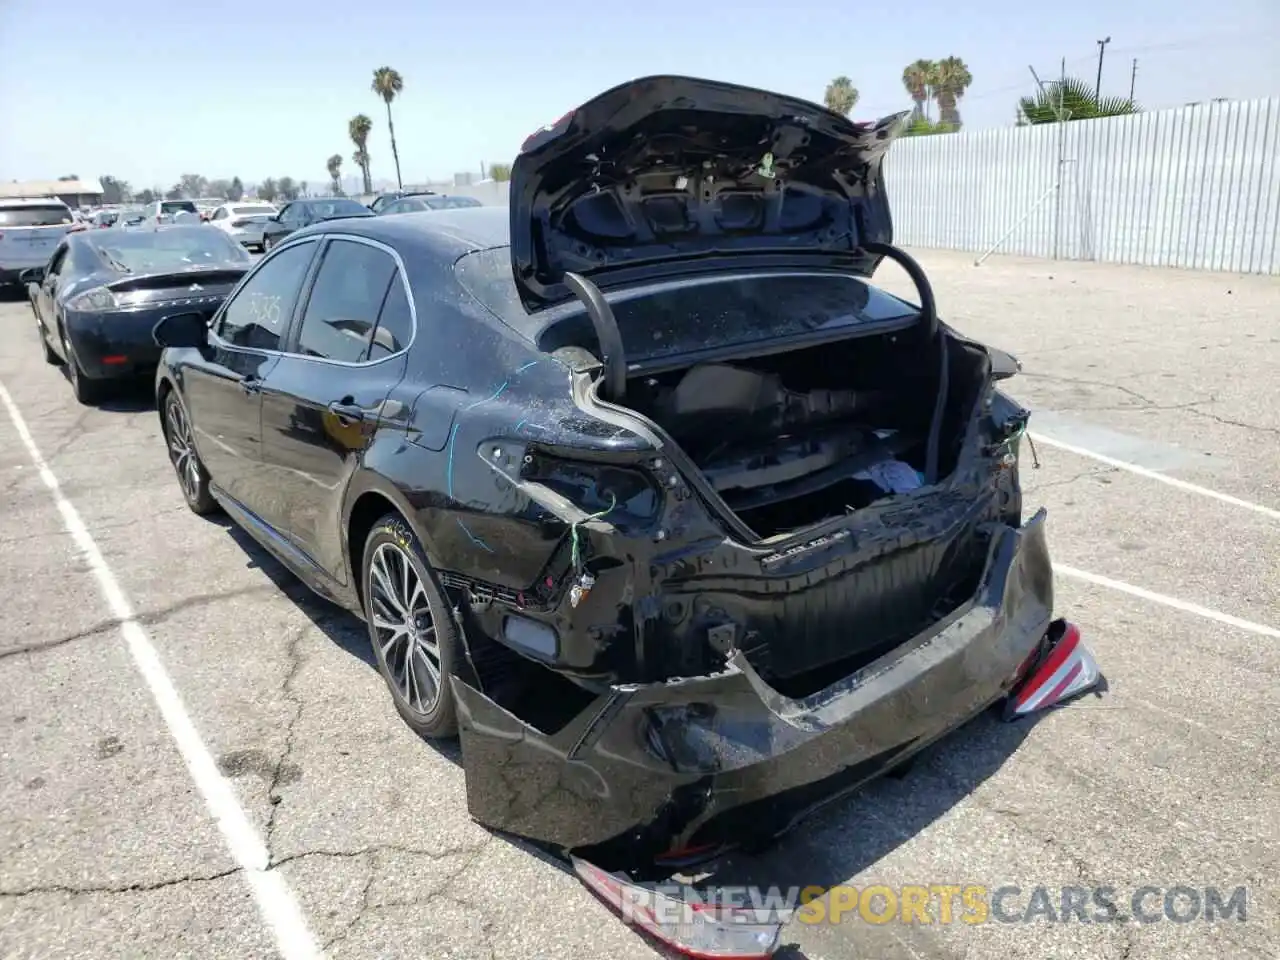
181 239 320 512
257 236 413 581
0 202 75 275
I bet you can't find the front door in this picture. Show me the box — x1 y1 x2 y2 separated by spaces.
258 236 414 582
36 243 69 351
182 238 320 511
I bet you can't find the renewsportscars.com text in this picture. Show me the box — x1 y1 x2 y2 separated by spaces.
613 884 1249 927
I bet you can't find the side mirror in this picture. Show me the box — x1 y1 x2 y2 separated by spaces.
154 312 210 349
989 346 1022 381
18 267 45 284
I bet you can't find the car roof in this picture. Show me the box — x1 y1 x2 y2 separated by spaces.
0 196 69 207
295 205 510 258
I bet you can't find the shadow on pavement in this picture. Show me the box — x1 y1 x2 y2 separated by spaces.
210 514 464 768
706 711 1045 959
206 504 1050 960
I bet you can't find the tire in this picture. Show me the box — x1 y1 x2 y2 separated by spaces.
62 329 105 405
163 391 218 515
362 513 460 740
39 318 59 365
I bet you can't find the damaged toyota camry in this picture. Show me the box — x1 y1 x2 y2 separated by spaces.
153 75 1101 957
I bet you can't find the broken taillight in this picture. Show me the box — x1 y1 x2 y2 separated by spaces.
572 857 785 958
1004 620 1100 720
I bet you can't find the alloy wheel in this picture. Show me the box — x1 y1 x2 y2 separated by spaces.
63 333 79 385
368 542 441 714
165 398 201 503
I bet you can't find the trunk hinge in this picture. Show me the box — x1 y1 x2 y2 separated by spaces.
563 271 627 402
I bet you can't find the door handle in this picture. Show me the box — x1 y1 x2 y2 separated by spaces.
327 401 366 424
240 375 262 395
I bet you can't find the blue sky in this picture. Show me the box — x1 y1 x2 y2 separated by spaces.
1 0 1276 190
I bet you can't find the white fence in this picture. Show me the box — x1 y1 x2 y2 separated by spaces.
441 98 1280 275
886 98 1280 275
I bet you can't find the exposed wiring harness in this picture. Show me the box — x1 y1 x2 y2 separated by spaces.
569 492 617 572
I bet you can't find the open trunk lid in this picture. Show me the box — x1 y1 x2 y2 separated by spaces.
509 75 906 311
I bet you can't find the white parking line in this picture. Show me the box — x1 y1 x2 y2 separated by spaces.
1029 431 1280 521
1056 564 1280 638
0 382 323 960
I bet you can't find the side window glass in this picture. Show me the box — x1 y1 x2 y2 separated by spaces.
294 240 397 362
368 270 413 361
47 246 68 276
217 241 315 350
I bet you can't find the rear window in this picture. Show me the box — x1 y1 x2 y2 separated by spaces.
310 199 372 218
426 196 482 209
454 246 920 363
0 204 73 227
160 200 198 215
88 226 250 272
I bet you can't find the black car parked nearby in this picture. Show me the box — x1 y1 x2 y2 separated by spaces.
25 225 252 404
260 198 373 252
152 75 1099 958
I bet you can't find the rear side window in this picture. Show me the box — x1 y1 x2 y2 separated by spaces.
160 200 198 215
0 204 73 227
369 271 413 360
218 240 316 350
294 239 397 362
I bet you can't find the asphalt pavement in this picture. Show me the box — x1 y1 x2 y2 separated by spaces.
1 249 1276 960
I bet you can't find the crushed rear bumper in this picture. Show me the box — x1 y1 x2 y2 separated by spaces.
452 507 1069 864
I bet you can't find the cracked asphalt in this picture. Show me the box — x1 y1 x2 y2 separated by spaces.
1 249 1277 960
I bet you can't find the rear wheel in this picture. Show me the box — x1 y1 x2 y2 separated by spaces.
62 329 105 404
163 391 218 515
39 318 59 365
362 514 460 740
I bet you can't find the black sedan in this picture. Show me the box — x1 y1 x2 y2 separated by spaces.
152 75 1100 957
25 225 252 404
260 198 373 252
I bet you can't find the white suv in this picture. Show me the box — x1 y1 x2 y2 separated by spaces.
150 199 200 224
0 198 76 288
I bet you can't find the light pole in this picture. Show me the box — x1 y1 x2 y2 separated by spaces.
1095 36 1112 102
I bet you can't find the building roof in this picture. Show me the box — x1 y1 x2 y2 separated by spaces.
0 179 105 198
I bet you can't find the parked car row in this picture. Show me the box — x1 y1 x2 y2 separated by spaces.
16 75 1100 960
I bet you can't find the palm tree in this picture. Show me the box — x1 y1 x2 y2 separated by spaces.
823 75 859 116
326 154 343 196
351 152 370 190
348 114 373 194
932 56 973 129
902 59 937 122
1019 76 1141 124
371 67 404 190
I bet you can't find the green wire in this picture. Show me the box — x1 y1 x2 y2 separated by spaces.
570 493 617 571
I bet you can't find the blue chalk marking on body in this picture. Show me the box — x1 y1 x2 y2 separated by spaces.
464 381 509 411
445 422 459 498
456 518 494 552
